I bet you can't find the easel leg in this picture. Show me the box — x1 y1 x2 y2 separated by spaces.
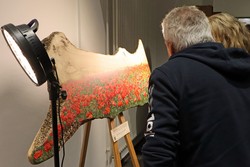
118 112 140 167
78 114 140 167
79 121 92 167
108 118 122 167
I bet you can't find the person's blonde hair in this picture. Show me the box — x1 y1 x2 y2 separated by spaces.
209 13 250 53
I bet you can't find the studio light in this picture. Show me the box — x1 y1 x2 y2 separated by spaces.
1 19 66 167
1 19 52 86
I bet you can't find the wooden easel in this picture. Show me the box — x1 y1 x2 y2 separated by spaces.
78 112 140 167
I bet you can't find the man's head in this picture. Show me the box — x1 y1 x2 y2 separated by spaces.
161 6 214 56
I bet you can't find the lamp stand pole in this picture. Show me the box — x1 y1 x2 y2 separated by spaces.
48 78 61 167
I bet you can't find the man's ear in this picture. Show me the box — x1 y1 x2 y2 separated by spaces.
165 41 174 57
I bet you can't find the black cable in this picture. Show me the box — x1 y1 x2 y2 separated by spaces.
58 97 65 167
52 58 66 167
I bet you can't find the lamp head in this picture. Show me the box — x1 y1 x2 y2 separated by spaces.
1 19 53 86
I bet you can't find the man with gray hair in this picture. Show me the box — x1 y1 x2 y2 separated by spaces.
142 6 250 167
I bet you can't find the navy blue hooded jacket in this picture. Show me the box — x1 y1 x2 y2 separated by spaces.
142 42 250 167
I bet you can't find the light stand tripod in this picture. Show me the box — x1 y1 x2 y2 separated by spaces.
1 19 67 167
47 59 67 167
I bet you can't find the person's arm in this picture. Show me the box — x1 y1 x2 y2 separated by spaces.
142 68 180 167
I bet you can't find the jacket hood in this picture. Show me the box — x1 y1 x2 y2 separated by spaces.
170 42 250 79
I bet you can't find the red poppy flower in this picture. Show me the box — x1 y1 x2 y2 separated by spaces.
44 142 52 152
33 150 43 160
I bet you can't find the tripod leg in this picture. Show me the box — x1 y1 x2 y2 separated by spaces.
108 118 122 167
79 121 92 167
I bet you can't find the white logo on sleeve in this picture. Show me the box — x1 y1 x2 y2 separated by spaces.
146 113 155 131
145 84 155 137
145 113 155 137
